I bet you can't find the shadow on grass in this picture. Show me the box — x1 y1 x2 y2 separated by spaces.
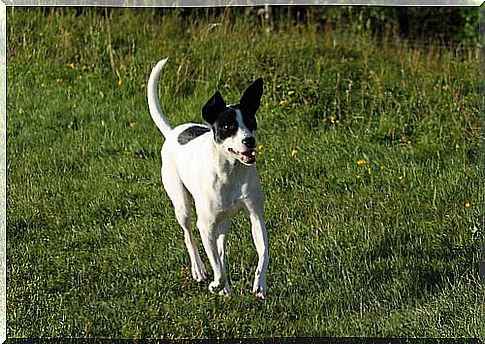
365 230 478 300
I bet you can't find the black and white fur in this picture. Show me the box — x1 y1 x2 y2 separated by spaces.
147 58 268 299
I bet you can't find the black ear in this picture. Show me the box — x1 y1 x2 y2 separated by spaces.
240 78 263 116
202 91 226 125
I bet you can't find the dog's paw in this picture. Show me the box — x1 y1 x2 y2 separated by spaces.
252 285 266 300
209 281 231 297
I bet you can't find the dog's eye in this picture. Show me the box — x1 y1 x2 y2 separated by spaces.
223 123 236 131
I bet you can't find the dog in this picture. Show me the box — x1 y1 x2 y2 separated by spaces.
147 58 268 299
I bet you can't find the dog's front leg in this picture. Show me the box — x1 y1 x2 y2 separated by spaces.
197 217 231 296
216 219 230 279
250 214 269 299
245 200 269 299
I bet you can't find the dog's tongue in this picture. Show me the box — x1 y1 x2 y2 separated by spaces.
231 148 256 164
241 150 256 162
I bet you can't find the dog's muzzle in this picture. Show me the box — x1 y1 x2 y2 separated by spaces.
229 148 256 165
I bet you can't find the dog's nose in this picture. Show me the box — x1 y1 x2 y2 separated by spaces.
242 137 256 149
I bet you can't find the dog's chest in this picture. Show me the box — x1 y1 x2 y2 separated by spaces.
211 176 247 213
193 170 252 221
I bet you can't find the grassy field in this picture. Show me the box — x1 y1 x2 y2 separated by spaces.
6 7 482 338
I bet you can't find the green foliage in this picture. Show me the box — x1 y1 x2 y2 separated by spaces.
7 7 481 338
260 6 480 45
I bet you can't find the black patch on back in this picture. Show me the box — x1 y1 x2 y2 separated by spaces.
177 125 210 145
212 108 239 144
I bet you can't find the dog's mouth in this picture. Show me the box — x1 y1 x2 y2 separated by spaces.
228 148 256 165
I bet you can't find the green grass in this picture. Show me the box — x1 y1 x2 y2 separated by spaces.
6 7 482 338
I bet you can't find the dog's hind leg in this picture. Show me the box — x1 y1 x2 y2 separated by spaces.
161 165 206 282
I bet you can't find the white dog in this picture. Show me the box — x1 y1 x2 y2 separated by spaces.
147 58 269 299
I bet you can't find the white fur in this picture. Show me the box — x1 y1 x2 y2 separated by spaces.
147 58 269 299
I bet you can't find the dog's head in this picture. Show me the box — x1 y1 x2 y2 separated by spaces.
202 78 263 166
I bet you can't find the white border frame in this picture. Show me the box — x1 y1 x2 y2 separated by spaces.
0 2 482 343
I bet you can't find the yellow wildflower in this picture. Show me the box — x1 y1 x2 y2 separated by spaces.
280 99 289 106
465 202 471 209
291 148 299 157
356 159 367 166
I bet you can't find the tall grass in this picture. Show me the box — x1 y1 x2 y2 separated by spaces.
6 8 482 338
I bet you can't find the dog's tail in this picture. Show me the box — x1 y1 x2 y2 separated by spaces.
147 58 173 138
